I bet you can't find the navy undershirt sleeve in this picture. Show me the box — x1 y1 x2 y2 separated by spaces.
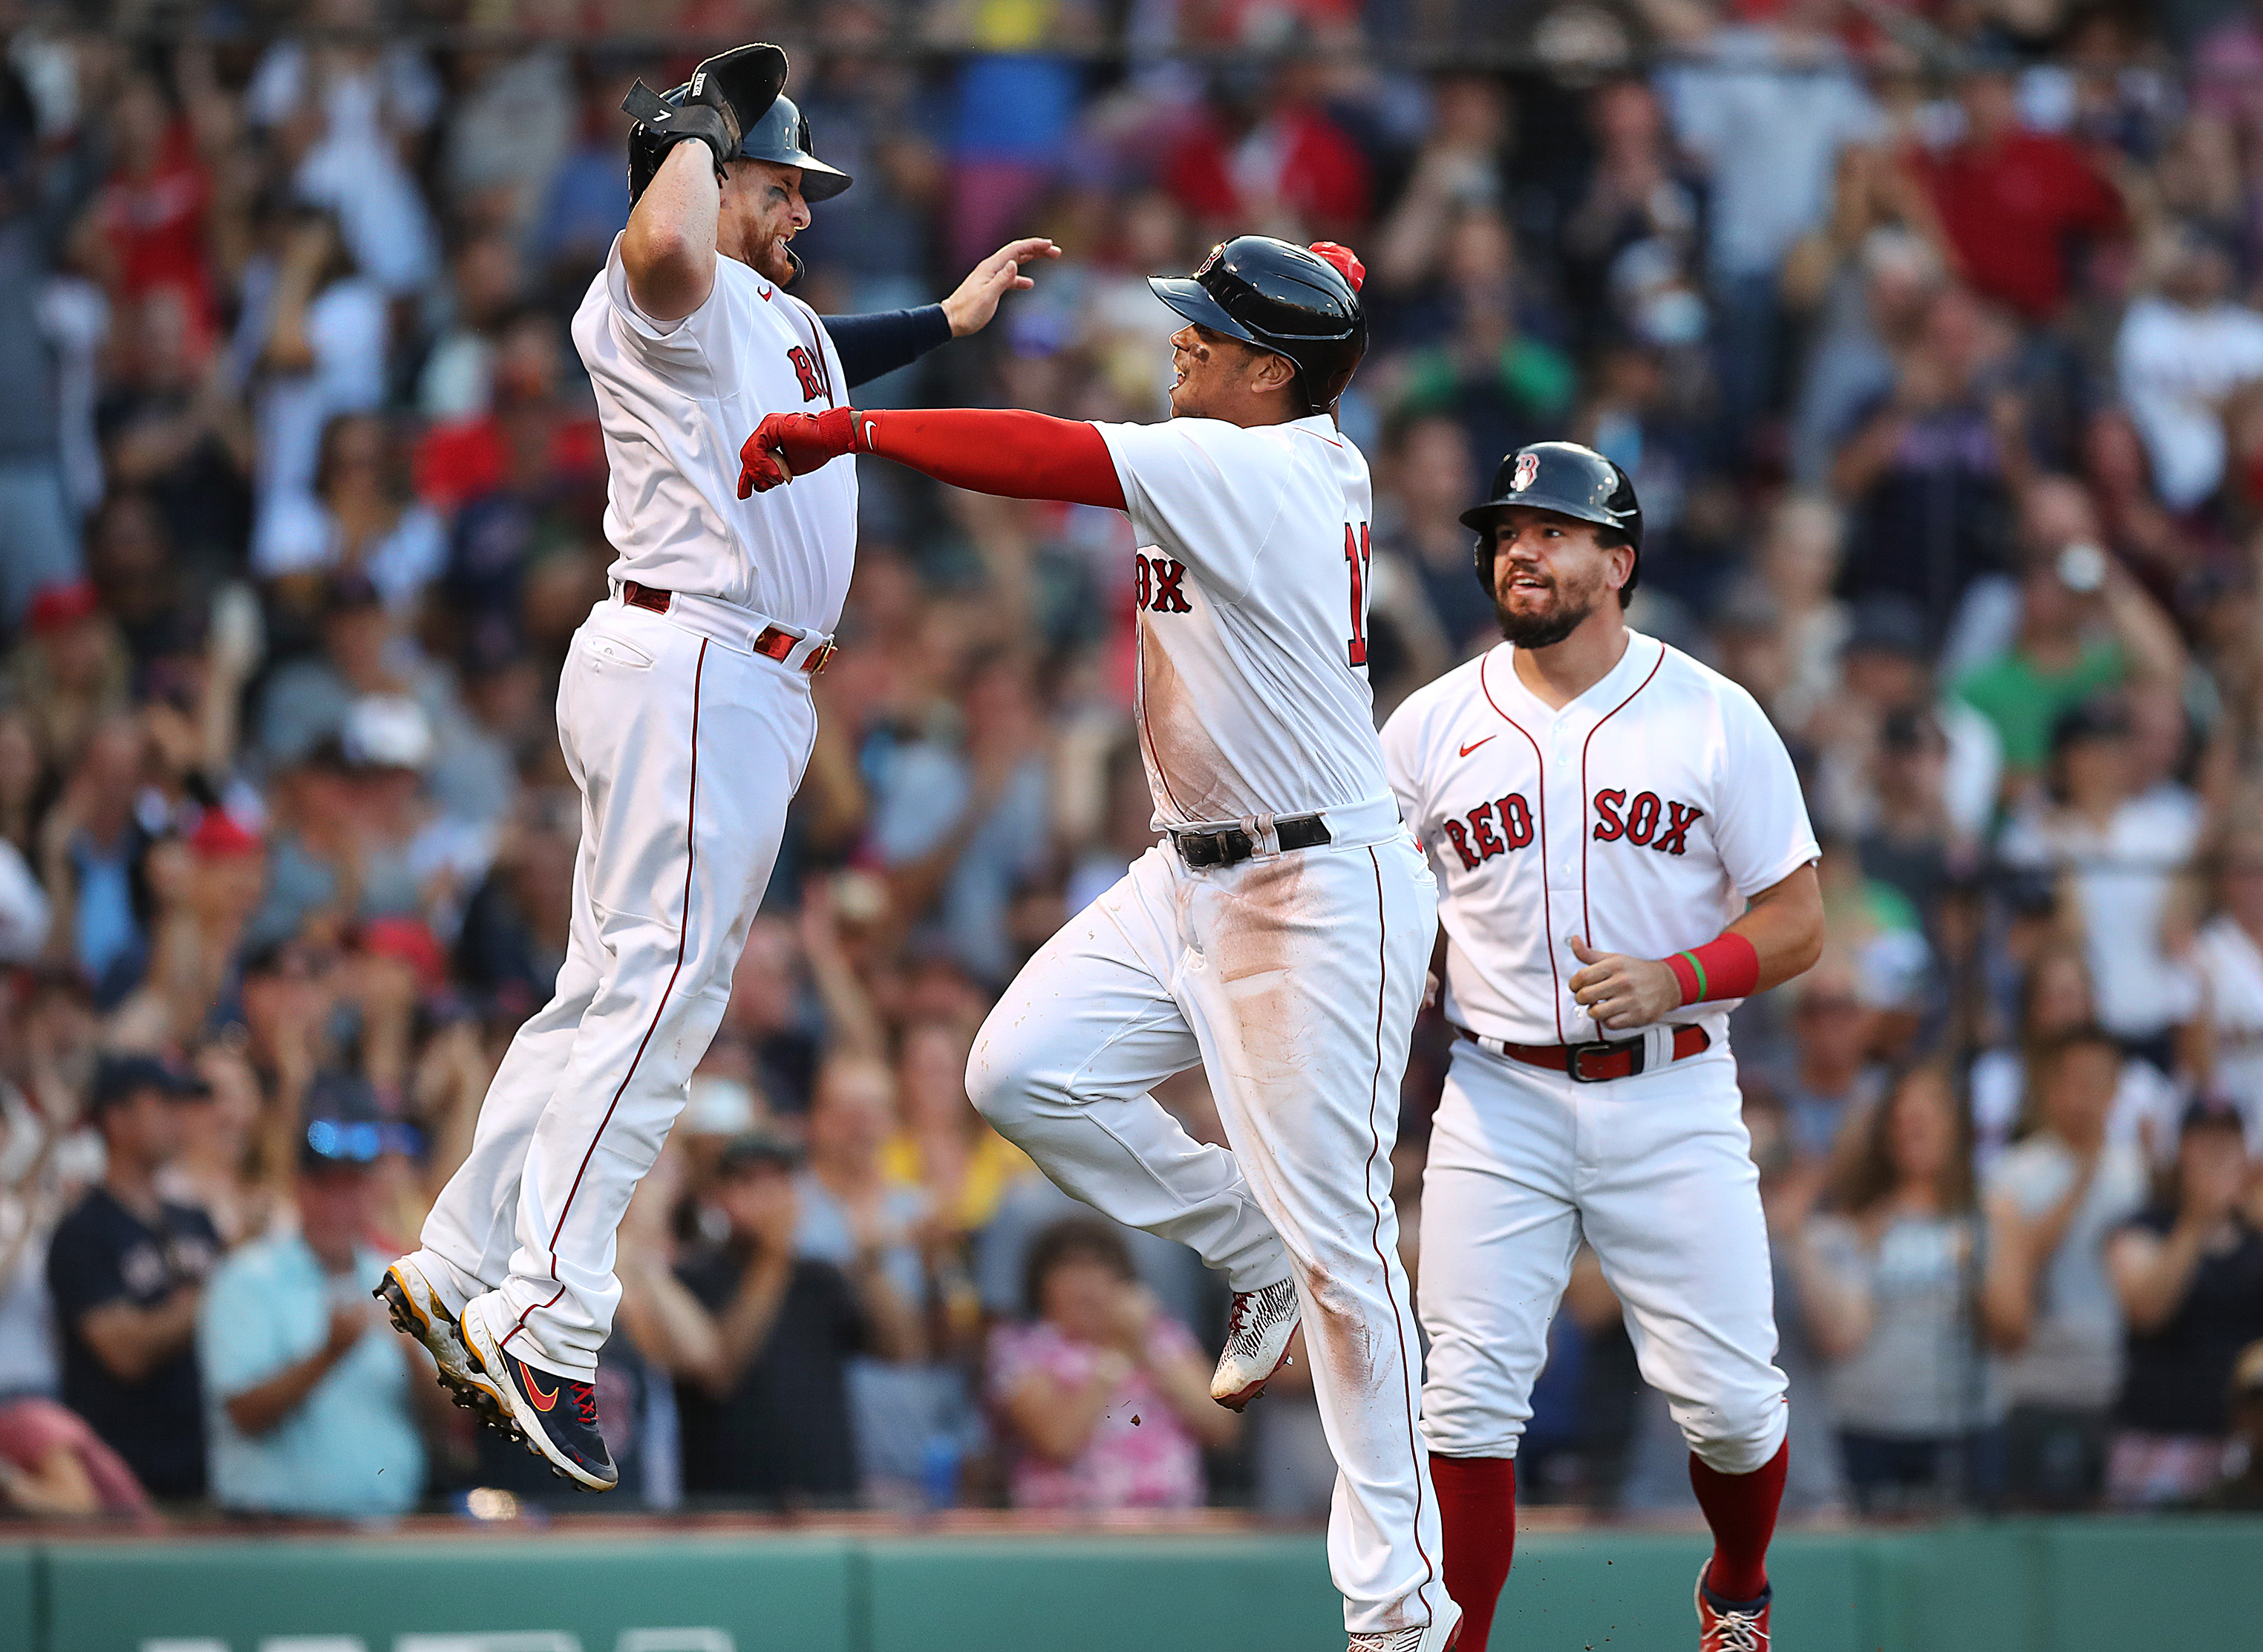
820 305 953 391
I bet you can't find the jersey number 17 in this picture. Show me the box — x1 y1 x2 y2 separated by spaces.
1345 522 1372 669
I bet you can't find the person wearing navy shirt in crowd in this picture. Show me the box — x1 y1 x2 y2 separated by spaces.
45 1055 221 1501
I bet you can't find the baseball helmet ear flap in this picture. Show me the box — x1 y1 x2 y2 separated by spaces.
1464 441 1644 604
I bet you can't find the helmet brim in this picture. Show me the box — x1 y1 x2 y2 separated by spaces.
738 150 852 201
791 157 854 202
1147 276 1261 348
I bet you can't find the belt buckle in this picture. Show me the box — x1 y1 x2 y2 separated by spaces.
1565 1038 1639 1084
803 639 836 675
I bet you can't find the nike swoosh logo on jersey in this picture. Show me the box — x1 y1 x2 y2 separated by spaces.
1460 737 1496 757
524 1370 560 1412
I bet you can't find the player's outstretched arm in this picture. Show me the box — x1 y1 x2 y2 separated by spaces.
1567 862 1824 1032
739 406 1126 510
820 239 1061 390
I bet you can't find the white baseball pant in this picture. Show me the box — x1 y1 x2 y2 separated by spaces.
1417 1039 1789 1475
968 800 1451 1638
412 595 816 1377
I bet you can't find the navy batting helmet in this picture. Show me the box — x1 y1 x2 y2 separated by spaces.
1148 236 1368 415
1463 440 1644 602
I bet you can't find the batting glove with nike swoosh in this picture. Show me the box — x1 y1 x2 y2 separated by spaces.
739 407 867 495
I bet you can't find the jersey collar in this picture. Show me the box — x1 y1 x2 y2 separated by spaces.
1492 628 1660 723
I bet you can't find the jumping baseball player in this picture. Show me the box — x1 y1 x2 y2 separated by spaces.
738 238 1459 1652
1380 443 1825 1652
374 42 1057 1489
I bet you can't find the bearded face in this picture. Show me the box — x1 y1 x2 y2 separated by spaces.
1488 512 1622 648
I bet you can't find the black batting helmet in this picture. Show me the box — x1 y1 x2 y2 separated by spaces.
1463 440 1644 603
1148 236 1367 415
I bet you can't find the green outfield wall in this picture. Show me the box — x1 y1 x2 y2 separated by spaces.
4 1518 2259 1652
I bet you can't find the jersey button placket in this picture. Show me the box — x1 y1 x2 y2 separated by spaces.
1546 713 1583 1034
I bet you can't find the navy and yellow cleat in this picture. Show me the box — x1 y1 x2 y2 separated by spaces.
458 1305 619 1492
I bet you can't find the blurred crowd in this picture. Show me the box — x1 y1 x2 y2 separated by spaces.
3 0 2263 1527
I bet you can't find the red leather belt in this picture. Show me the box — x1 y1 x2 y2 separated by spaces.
620 581 835 674
1454 1022 1711 1083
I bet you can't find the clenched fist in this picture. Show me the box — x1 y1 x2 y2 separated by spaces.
738 408 865 496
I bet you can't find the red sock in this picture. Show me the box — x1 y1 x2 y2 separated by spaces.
1431 1455 1516 1652
1688 1441 1787 1603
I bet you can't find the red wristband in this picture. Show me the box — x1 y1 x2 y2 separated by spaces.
1665 933 1760 1005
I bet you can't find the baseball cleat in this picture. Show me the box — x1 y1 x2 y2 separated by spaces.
376 1257 512 1437
459 1305 619 1492
1696 1562 1770 1652
1348 1599 1463 1652
1211 1276 1301 1411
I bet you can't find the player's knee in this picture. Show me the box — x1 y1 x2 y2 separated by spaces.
1681 1394 1789 1477
964 1022 1042 1129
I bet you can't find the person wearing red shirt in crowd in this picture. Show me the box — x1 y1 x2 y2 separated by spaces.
1908 55 2124 323
1165 61 1371 245
95 73 215 351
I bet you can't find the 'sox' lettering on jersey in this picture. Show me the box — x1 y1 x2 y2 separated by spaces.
787 346 824 402
1443 793 1536 870
1591 787 1705 857
1136 552 1192 614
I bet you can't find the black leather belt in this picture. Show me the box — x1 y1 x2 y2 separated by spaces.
1172 814 1331 869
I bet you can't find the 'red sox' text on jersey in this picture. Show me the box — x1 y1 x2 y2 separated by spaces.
1380 631 1819 1049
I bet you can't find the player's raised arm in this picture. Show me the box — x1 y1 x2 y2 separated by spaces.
617 45 794 322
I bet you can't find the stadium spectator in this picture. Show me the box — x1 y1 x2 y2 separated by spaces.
988 1216 1235 1510
1968 944 2185 1178
675 1129 915 1506
1997 697 2203 1070
1951 480 2186 790
2191 829 2263 1149
1982 1025 2152 1509
197 1074 426 1515
45 1055 220 1502
2194 1338 2263 1509
0 1396 155 1522
1767 959 1887 1161
2103 1100 2263 1506
1908 54 2126 323
1648 0 1883 448
1795 1064 2003 1512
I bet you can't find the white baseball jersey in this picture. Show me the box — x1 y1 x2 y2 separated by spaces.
574 234 857 631
1094 413 1391 832
1382 631 1818 1045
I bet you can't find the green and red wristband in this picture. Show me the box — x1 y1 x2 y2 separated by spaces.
1665 933 1760 1005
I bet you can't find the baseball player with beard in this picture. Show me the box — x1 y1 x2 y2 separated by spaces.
738 237 1460 1652
1380 443 1826 1652
374 42 1056 1490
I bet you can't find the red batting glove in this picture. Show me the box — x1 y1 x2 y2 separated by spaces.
737 407 863 497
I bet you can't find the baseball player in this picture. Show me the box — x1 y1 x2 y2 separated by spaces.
1380 443 1825 1652
375 43 1057 1490
739 238 1460 1652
